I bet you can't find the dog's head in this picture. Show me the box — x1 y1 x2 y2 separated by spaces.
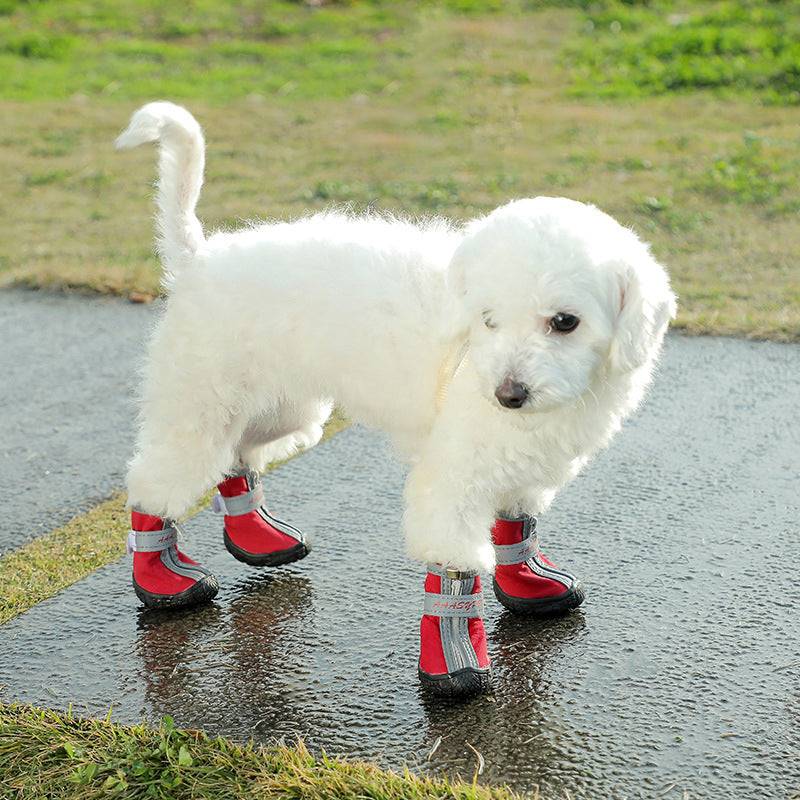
448 197 677 414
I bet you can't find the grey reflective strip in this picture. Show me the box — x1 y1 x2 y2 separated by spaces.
525 554 574 589
424 592 484 618
129 526 178 552
493 533 539 565
426 564 479 579
256 507 304 543
160 545 210 580
213 484 264 516
438 574 480 672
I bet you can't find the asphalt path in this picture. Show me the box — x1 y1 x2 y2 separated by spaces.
0 290 797 799
0 290 153 555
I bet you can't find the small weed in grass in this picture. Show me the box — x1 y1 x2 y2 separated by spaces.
415 179 461 209
303 179 362 202
23 169 71 187
607 156 653 172
2 31 74 59
544 170 576 188
634 194 707 234
693 134 788 205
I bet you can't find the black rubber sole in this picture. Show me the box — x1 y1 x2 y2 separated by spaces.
133 573 219 610
418 666 492 698
223 528 310 567
493 579 586 616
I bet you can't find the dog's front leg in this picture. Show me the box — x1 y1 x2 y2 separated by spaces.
403 447 496 574
490 480 586 618
403 419 496 697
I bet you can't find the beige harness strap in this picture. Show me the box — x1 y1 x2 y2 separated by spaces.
435 339 470 412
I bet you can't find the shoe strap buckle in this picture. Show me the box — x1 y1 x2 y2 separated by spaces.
427 564 479 579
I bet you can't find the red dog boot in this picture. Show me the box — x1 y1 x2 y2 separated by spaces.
214 468 310 567
418 565 491 697
129 510 219 610
492 514 585 615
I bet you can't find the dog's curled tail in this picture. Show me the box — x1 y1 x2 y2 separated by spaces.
116 102 205 277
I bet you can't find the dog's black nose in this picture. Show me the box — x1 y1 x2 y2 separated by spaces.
495 379 529 409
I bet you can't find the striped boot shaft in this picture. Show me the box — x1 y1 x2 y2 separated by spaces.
418 565 491 697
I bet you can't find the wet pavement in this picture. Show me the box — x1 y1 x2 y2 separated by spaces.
0 290 151 555
1 320 799 798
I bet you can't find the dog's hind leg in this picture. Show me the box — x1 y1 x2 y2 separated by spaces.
125 373 254 611
235 398 333 473
211 398 333 569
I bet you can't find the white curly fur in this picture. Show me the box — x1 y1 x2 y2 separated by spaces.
118 102 677 572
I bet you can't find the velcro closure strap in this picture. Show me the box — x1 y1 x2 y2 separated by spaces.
212 484 264 516
127 526 178 553
493 532 539 565
424 591 484 618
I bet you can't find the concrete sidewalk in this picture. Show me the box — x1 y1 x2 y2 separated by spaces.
0 290 152 555
0 298 798 799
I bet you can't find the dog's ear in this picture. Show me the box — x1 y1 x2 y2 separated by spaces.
609 258 677 374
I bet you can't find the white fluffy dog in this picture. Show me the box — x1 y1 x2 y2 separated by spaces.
117 101 676 576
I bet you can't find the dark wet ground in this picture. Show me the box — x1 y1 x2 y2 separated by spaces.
0 290 150 555
0 294 798 798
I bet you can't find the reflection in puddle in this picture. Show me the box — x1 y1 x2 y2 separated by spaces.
134 573 591 795
419 611 588 792
135 572 316 741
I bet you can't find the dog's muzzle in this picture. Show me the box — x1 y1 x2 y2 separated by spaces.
495 377 529 409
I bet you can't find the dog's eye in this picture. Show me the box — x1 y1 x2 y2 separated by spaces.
482 311 497 330
549 313 580 333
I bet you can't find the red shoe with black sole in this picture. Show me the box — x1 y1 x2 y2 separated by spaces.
418 565 491 697
215 468 310 567
492 514 585 616
129 510 219 610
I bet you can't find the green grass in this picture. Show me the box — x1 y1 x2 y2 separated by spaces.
0 0 416 102
0 0 798 341
0 703 518 800
0 410 348 627
567 0 800 104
